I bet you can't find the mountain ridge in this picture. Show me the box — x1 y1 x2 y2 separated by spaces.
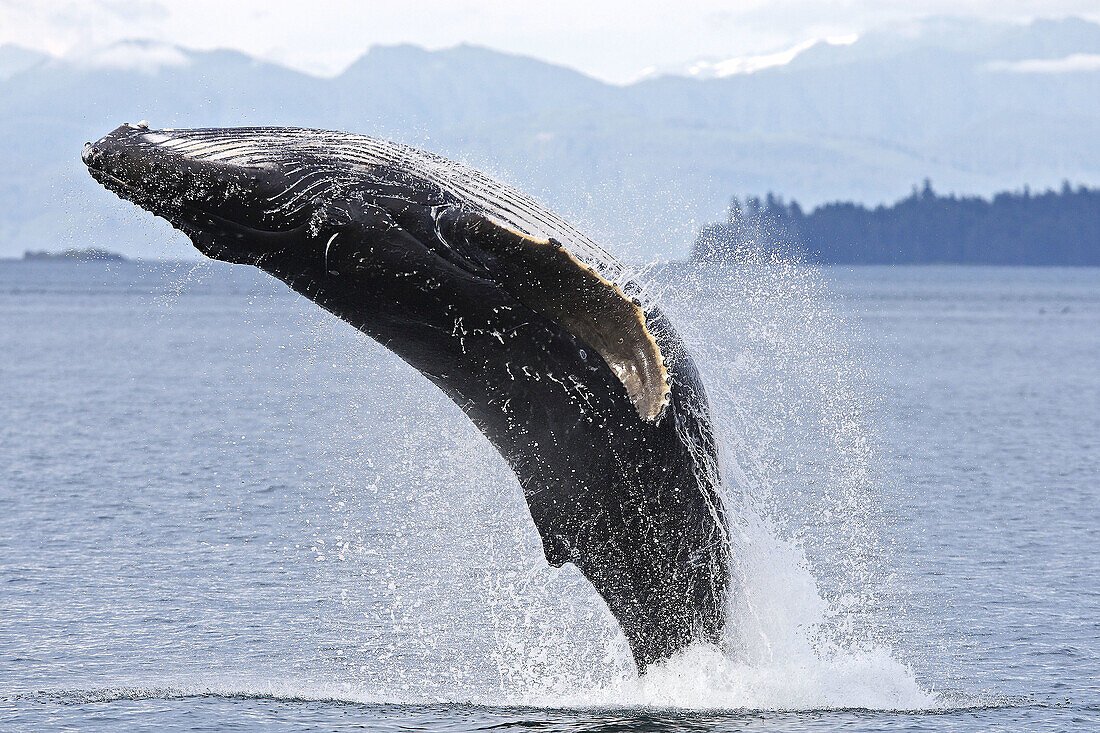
2 17 1098 261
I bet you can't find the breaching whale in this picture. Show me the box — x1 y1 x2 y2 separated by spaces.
82 124 730 671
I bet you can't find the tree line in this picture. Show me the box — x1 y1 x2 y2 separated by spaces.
691 181 1100 265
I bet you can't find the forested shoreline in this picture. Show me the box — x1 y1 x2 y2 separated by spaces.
691 182 1100 265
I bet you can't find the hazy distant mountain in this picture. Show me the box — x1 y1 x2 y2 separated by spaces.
2 17 1098 261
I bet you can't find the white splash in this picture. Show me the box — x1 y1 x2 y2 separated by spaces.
298 228 938 712
508 507 935 712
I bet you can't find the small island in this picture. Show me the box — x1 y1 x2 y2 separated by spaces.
23 248 129 262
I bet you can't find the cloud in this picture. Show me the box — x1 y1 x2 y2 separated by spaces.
100 0 170 22
985 53 1100 73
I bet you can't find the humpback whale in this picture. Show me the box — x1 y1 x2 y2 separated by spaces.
82 124 730 671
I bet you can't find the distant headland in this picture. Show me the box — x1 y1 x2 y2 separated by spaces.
692 182 1100 266
22 248 129 262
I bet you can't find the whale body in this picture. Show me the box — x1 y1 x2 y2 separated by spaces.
83 124 730 671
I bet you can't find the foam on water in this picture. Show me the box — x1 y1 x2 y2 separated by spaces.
618 513 934 711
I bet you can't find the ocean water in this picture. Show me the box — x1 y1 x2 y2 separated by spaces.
1 260 1097 731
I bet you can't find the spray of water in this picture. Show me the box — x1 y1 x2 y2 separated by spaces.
140 208 936 710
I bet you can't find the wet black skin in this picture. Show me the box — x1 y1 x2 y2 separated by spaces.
83 124 730 671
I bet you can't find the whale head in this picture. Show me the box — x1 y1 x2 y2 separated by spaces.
82 124 338 264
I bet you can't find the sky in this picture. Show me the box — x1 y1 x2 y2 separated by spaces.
3 0 1100 83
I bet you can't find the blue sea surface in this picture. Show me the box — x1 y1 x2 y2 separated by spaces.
1 261 1097 731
